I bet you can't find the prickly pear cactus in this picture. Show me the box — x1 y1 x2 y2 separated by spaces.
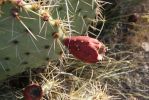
0 0 101 81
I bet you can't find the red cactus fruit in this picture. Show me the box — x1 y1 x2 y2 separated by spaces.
63 36 106 63
128 13 139 23
23 84 43 100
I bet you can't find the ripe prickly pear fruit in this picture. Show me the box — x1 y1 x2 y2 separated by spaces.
23 83 43 100
128 13 139 23
63 36 106 63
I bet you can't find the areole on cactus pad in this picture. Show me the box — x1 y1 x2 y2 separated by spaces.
63 36 106 63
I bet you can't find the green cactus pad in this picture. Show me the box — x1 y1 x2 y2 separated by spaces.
0 0 97 81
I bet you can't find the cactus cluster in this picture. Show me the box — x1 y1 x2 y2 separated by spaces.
0 0 105 81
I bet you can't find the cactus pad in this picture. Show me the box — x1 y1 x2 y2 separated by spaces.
0 0 100 81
